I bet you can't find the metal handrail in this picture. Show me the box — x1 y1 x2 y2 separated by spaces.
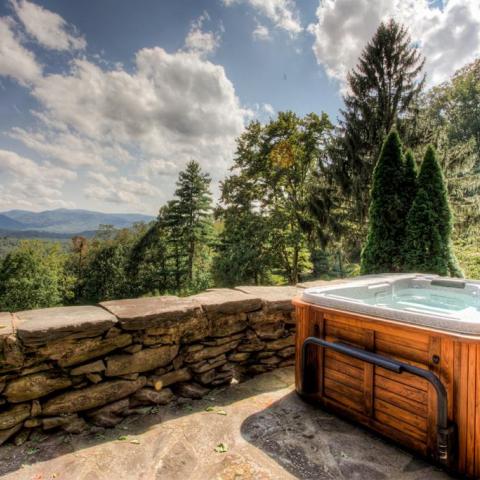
300 336 455 466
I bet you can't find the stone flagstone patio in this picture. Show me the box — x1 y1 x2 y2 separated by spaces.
0 367 452 480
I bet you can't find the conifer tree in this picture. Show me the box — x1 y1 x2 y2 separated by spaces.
403 150 418 209
333 19 425 222
404 145 461 276
169 161 213 286
361 131 409 274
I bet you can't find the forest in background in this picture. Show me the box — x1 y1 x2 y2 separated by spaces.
1 19 479 312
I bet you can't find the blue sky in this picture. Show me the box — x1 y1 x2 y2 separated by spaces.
0 0 478 214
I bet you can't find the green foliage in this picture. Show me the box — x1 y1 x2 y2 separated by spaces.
361 131 413 273
404 146 461 276
416 59 480 234
79 227 144 302
402 150 418 217
0 240 74 311
333 19 425 223
212 171 274 286
214 111 334 285
129 161 214 296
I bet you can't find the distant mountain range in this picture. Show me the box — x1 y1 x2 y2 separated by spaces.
0 209 155 236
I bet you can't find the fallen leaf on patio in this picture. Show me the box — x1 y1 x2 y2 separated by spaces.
214 443 228 453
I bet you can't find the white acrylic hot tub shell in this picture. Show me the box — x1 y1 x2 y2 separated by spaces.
302 273 480 336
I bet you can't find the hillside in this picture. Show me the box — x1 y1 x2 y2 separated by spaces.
0 209 154 234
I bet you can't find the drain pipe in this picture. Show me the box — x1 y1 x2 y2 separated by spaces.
300 337 456 467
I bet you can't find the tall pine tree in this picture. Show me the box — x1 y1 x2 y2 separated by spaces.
169 161 213 288
404 146 461 276
361 131 411 274
333 19 425 223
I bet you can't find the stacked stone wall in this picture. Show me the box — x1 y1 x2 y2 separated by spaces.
0 286 298 446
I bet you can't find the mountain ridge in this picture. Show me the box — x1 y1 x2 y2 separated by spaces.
0 208 155 234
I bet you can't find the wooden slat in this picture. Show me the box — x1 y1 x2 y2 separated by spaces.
325 321 365 345
375 386 427 417
376 330 429 352
376 338 429 364
324 386 363 412
376 366 428 392
467 344 477 478
375 349 428 369
324 356 363 379
375 410 427 443
375 375 427 404
475 345 480 479
324 377 363 403
325 349 365 370
440 338 454 421
375 398 427 432
458 342 469 473
363 329 375 417
324 368 362 391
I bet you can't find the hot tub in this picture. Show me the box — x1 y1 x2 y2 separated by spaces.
293 274 480 477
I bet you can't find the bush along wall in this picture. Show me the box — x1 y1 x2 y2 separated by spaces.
0 286 297 445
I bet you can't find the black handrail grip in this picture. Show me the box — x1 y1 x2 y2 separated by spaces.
300 336 455 466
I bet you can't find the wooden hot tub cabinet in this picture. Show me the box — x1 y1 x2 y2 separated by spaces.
294 297 480 478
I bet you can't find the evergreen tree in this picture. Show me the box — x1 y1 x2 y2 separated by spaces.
404 145 461 276
129 161 214 295
403 150 418 208
333 19 425 223
361 131 409 274
172 161 214 287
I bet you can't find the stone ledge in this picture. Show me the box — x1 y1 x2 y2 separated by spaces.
100 296 202 330
15 306 117 347
235 286 298 312
189 289 262 318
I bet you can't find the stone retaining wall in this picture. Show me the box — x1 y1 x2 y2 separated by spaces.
0 286 299 446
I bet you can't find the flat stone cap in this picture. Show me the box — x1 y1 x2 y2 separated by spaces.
189 289 262 317
16 306 117 346
100 296 201 330
235 286 298 312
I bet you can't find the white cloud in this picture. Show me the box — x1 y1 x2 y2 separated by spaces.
224 0 302 37
0 16 41 84
5 45 249 210
10 0 86 51
9 126 132 169
0 149 76 209
85 172 161 206
24 49 248 171
262 103 275 116
308 0 480 87
184 12 221 57
0 4 250 212
252 22 271 41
